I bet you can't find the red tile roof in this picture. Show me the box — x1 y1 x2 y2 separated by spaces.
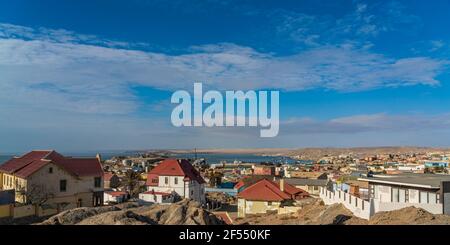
0 150 103 178
237 178 308 201
145 159 205 186
105 191 128 197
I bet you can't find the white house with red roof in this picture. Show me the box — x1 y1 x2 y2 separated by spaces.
0 150 104 211
139 159 206 204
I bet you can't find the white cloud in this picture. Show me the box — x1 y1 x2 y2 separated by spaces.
430 40 445 52
280 113 450 135
0 23 447 116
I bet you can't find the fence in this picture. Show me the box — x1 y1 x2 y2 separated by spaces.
13 205 35 218
0 204 58 219
319 187 371 219
319 187 444 220
0 204 12 218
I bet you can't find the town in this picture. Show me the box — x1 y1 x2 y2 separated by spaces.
1 147 450 225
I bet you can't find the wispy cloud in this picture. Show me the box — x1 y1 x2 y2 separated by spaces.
272 0 422 48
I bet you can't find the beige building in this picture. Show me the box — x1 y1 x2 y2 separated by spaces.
237 178 308 217
0 150 104 211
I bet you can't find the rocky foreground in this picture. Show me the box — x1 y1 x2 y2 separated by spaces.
36 198 450 225
38 199 225 225
235 199 450 225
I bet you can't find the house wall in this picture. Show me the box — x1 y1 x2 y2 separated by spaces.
138 193 174 204
237 198 282 217
295 185 321 196
372 184 440 205
148 175 205 203
1 174 28 202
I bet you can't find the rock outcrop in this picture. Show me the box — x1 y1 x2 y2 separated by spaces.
38 199 225 225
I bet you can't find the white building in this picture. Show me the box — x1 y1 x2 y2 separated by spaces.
320 174 450 219
104 191 128 204
139 159 206 204
397 164 425 172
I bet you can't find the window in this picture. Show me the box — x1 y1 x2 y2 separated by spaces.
268 201 272 205
49 167 53 174
165 177 169 185
152 178 158 183
405 189 409 202
420 191 428 203
94 177 101 188
429 193 437 204
174 177 178 185
399 189 406 203
60 180 67 192
391 188 399 202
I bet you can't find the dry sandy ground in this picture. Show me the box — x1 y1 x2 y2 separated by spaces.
234 199 450 225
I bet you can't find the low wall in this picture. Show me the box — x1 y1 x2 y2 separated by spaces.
37 207 58 217
0 204 12 218
13 205 35 218
320 187 444 219
374 201 442 215
320 188 371 219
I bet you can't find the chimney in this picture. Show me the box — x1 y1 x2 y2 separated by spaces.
96 153 102 163
280 178 285 192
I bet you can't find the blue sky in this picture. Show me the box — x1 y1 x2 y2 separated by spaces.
1 0 450 152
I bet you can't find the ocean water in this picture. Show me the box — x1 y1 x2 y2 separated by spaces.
0 155 12 165
172 153 301 164
0 152 312 166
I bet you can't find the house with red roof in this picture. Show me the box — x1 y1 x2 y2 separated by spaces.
0 150 104 211
139 159 206 204
237 178 309 217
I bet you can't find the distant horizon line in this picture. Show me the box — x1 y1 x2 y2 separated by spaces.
2 145 450 156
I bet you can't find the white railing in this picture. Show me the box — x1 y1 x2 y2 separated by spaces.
319 187 444 220
319 187 371 219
